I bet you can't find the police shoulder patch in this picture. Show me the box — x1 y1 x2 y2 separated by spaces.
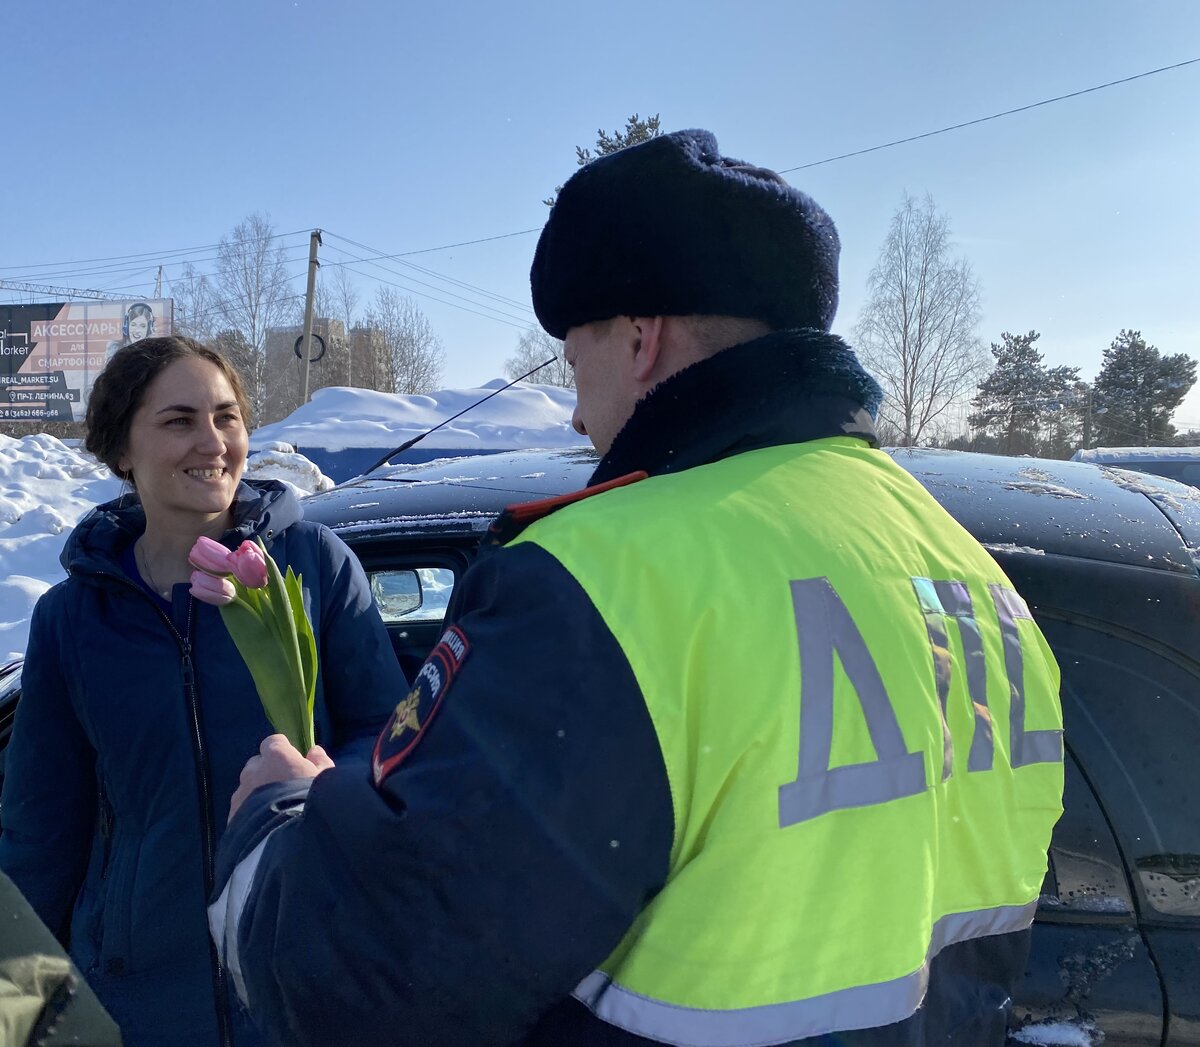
372 624 471 787
485 470 648 546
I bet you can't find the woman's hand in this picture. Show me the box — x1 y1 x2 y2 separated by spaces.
228 735 335 822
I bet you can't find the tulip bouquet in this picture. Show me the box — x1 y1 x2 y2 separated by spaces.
189 536 317 753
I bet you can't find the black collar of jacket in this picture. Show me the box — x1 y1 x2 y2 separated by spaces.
589 328 880 485
486 330 879 547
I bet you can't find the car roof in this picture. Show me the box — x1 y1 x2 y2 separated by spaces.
888 448 1200 575
301 445 1200 575
1072 446 1200 463
301 448 601 539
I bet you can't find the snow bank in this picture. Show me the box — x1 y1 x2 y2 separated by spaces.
250 381 588 454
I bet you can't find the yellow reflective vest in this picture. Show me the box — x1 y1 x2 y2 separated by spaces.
513 437 1064 1046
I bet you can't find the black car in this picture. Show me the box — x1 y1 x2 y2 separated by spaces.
5 448 1199 1045
1071 447 1200 491
0 661 20 783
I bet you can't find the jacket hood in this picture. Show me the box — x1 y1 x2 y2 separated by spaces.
59 479 302 578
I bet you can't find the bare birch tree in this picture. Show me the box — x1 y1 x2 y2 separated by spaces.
363 287 444 394
324 267 360 387
853 194 985 446
213 213 296 424
504 327 572 388
169 263 218 341
329 267 360 339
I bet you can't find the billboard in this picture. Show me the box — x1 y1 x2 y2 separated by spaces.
0 299 173 422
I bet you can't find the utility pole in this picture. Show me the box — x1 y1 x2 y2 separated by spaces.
300 230 323 404
154 265 163 299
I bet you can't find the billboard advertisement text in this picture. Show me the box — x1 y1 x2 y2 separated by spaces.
0 299 174 421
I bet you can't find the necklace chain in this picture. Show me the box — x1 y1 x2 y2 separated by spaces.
137 540 170 599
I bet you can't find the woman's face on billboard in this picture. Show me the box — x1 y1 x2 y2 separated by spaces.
128 313 150 342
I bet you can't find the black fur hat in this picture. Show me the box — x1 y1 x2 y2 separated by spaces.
531 129 840 339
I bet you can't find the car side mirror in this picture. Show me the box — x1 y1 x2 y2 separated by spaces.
370 570 423 621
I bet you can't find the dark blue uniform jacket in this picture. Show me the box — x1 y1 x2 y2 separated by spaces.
217 333 1035 1047
0 480 404 1047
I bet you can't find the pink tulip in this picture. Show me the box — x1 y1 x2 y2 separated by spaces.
229 540 268 589
190 569 236 606
189 536 235 575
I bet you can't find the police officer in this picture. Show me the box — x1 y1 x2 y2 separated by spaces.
211 129 1064 1047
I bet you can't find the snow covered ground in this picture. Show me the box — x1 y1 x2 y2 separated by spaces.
0 381 583 663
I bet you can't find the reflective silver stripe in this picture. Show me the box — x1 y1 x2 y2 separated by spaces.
989 584 1063 767
778 578 927 827
912 578 995 775
949 581 995 773
207 835 271 1009
575 901 1038 1047
912 578 956 780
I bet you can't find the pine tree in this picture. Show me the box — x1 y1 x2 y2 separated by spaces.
970 332 1045 455
1093 330 1197 446
544 114 662 206
575 114 662 165
969 332 1083 457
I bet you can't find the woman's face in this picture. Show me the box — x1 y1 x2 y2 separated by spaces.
128 313 150 342
117 357 248 533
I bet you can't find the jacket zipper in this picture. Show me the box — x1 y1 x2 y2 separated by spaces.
181 620 234 1047
86 571 235 1047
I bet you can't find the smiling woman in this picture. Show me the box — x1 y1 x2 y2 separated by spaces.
0 336 406 1047
101 347 252 594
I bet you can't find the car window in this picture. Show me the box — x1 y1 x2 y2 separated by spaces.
1141 461 1200 489
1039 618 1200 919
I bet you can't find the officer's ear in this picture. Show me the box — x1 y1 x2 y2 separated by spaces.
629 316 666 383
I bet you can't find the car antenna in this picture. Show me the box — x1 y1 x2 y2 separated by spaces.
360 357 558 475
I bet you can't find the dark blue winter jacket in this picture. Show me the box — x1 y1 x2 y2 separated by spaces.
0 479 404 1047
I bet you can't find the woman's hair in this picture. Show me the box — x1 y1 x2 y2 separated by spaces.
123 302 156 341
85 335 250 480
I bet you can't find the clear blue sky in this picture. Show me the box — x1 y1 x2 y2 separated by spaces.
6 0 1199 429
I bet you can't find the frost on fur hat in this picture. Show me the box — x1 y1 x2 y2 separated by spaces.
531 129 840 339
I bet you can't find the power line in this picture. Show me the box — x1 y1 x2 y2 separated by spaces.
778 56 1200 173
338 263 527 331
323 231 534 311
355 227 542 258
0 229 310 274
323 232 535 315
0 244 312 289
94 266 158 295
0 255 314 315
171 269 310 329
327 247 532 325
2 230 535 295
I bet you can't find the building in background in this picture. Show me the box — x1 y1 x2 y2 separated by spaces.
260 319 400 424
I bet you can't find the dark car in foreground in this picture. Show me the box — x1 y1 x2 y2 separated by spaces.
3 447 1198 1045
